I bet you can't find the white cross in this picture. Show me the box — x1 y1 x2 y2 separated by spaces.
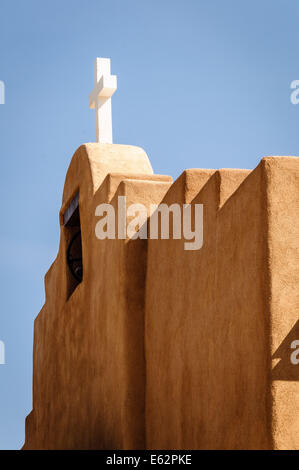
89 58 117 143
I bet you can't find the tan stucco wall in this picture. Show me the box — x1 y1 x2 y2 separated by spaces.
23 145 299 450
266 158 299 449
145 158 299 450
24 143 172 449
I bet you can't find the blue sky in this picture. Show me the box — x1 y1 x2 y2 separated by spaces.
0 0 299 449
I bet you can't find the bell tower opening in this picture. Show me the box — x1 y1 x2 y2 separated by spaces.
63 191 83 299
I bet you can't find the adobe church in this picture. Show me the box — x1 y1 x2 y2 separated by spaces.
23 59 299 450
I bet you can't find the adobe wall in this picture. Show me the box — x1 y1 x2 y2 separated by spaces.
23 144 299 450
266 158 299 449
23 144 172 449
145 158 299 449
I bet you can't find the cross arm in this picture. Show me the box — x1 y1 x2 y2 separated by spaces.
89 74 117 109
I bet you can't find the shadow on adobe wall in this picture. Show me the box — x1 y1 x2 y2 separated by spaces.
272 320 299 381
